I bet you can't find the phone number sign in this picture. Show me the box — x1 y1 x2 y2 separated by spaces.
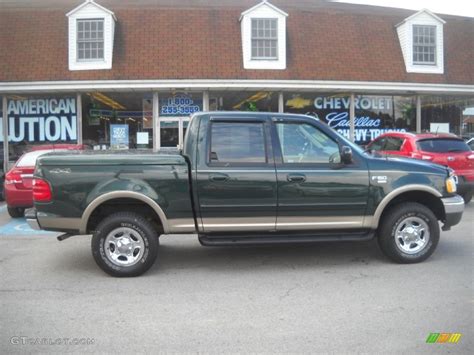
160 94 202 117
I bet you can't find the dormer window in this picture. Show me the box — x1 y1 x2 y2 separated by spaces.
241 1 288 70
251 18 278 60
77 19 104 61
413 25 436 65
396 9 445 74
67 0 116 71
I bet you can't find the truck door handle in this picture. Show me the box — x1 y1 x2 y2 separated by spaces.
287 174 306 182
209 173 230 182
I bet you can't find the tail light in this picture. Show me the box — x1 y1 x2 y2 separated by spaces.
5 170 23 185
411 152 433 161
32 178 52 202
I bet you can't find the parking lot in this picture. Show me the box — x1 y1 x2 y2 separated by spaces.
0 201 472 353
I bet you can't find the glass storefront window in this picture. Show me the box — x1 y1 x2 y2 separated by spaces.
1 94 78 161
284 92 416 145
82 92 153 150
210 91 279 112
158 92 202 149
421 95 474 137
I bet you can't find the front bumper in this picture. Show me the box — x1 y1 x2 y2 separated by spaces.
25 208 41 231
441 195 465 230
456 176 474 196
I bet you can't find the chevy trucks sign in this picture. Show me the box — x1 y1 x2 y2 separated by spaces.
0 98 77 143
286 95 410 144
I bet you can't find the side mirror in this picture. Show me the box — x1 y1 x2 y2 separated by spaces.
341 146 353 165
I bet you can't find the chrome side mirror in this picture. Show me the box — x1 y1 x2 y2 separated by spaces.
341 146 353 165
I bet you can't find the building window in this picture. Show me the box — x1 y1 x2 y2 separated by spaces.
240 1 288 70
77 19 104 61
67 0 116 71
251 18 278 60
413 25 436 65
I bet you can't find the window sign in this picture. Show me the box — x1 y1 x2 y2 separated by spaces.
0 97 77 143
160 93 202 117
285 94 412 145
110 124 129 150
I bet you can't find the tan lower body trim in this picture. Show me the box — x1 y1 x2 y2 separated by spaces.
38 216 82 231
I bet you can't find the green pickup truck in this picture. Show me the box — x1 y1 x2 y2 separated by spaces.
27 112 464 277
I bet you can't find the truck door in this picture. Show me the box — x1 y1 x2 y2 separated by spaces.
272 118 369 231
195 115 277 233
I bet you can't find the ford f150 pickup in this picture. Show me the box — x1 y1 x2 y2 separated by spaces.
27 112 465 277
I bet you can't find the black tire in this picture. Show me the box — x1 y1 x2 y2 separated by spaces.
8 207 25 218
461 191 472 204
91 212 159 277
377 202 439 264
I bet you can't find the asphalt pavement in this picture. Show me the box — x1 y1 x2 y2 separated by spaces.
0 201 472 353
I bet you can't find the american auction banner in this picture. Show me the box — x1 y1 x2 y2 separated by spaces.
0 97 77 143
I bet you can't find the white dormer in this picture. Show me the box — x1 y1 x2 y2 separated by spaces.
396 9 445 74
66 0 116 71
240 1 288 70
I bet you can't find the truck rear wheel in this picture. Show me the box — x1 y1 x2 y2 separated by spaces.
377 202 439 263
91 212 159 277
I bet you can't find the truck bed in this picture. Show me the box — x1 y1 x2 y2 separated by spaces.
34 150 195 234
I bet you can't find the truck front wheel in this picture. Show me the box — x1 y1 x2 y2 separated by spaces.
91 212 159 277
377 202 439 263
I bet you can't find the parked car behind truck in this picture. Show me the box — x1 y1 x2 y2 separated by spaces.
366 132 474 203
4 144 85 218
27 112 464 277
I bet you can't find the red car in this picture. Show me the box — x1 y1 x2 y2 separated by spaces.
367 132 474 203
4 145 84 218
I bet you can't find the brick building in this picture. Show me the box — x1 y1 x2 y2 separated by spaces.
1 0 473 167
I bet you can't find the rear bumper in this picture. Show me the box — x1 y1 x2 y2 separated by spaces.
441 195 464 229
25 208 41 231
5 185 33 208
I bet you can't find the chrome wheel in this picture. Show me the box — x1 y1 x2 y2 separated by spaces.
104 227 144 267
394 216 430 254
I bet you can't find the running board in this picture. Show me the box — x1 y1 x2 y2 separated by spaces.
198 231 375 246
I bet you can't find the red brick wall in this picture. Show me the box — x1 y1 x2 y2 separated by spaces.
0 6 472 83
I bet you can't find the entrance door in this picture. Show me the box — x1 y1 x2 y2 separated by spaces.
273 118 369 231
195 115 277 233
159 117 190 149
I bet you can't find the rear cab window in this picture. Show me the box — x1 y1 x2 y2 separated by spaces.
209 122 267 164
417 139 470 153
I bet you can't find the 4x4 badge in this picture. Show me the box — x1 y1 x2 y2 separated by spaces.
371 175 388 184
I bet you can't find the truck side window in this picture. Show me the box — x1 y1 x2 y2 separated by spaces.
369 137 386 151
384 137 404 151
276 122 339 164
210 122 267 163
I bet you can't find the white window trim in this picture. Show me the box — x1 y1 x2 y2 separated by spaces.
241 1 288 70
66 0 116 71
396 9 445 74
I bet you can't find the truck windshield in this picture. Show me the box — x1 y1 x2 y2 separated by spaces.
417 139 470 153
